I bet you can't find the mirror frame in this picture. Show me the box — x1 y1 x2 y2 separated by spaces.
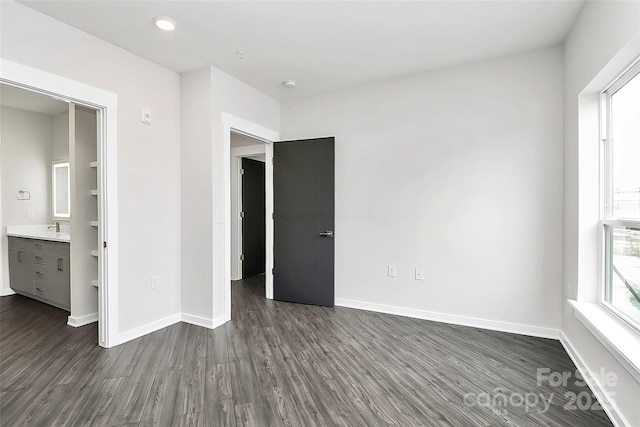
52 159 70 220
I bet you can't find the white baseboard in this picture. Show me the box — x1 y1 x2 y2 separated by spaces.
117 311 230 345
181 312 230 329
212 313 231 329
560 331 629 427
0 288 16 296
181 312 214 328
118 313 181 344
67 312 98 327
335 298 559 340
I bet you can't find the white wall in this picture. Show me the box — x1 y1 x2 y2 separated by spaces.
563 1 640 425
0 106 52 293
180 65 279 324
51 111 69 162
0 1 182 336
281 46 564 333
180 67 214 321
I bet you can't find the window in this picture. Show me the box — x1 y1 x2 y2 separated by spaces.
601 59 640 329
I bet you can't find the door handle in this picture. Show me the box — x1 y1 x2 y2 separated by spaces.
57 257 64 271
319 231 334 238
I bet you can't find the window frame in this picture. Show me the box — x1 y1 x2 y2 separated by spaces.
600 57 640 333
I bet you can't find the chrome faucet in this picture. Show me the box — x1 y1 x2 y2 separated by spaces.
48 222 61 233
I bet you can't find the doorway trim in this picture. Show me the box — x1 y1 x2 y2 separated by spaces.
1 59 119 348
222 113 278 316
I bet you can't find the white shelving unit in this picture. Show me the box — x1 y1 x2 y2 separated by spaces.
91 160 99 287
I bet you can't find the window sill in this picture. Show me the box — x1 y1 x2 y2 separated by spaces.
569 300 640 384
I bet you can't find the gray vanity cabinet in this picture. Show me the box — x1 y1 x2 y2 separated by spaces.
8 247 33 294
8 237 71 311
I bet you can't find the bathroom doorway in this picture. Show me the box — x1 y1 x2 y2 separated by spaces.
1 60 118 347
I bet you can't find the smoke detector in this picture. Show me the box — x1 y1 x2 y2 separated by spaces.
283 80 297 89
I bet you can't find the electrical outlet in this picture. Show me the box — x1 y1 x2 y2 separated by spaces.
388 265 397 277
415 268 424 281
151 275 159 289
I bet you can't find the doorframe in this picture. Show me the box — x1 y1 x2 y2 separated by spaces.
0 59 119 348
231 145 267 281
222 113 278 316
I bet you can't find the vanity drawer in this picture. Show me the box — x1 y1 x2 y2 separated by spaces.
33 280 51 300
8 237 69 256
33 267 48 282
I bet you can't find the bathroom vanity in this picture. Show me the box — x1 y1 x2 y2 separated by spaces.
7 225 71 311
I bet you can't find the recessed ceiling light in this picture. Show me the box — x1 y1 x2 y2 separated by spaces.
283 80 297 89
154 16 176 31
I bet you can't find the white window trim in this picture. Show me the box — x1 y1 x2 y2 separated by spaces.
599 58 640 333
570 32 640 393
570 300 640 384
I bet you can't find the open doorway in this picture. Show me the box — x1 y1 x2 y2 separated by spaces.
1 60 118 347
231 133 266 286
222 113 279 321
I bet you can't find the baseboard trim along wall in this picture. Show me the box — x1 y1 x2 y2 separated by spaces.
559 332 629 427
0 288 16 297
118 313 181 344
67 312 99 328
335 298 560 340
181 312 214 329
117 312 232 345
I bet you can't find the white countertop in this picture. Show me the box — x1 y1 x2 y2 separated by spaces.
6 224 70 243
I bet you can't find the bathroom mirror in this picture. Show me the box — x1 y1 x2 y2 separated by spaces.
52 160 70 219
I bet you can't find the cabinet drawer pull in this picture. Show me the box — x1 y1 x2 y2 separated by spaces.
35 271 44 276
34 256 43 263
36 287 44 292
34 243 43 250
18 250 23 262
57 258 64 271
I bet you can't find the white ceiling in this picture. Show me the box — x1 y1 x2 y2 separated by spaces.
19 1 585 101
0 84 69 115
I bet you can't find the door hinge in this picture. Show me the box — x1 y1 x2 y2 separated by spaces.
240 254 245 261
240 211 245 218
240 168 244 175
271 157 275 165
103 241 107 248
272 212 275 220
272 268 274 275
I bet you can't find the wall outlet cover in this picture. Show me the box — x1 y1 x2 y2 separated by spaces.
388 265 397 277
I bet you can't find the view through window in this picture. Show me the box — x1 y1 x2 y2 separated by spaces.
603 61 640 328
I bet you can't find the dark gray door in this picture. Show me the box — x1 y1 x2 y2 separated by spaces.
273 137 335 307
242 158 266 278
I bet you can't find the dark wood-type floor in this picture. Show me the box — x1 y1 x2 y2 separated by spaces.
1 276 613 426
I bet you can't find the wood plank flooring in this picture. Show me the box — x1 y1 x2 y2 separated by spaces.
1 276 613 426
